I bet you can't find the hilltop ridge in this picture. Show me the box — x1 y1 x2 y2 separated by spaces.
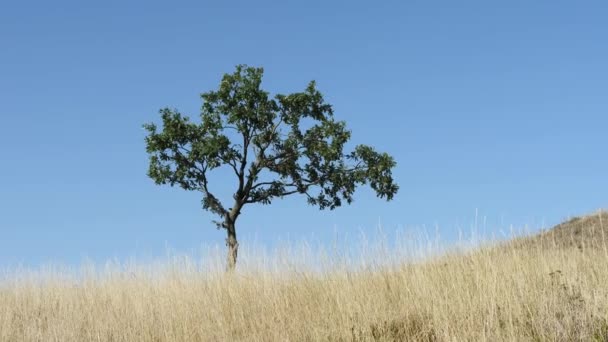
513 210 608 251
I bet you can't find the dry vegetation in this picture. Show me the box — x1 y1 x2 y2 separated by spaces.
1 211 608 341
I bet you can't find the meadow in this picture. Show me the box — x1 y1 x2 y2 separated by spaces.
1 212 607 341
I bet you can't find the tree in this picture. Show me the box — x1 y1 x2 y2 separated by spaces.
143 65 399 270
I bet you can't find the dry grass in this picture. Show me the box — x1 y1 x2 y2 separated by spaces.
2 211 608 341
511 210 608 251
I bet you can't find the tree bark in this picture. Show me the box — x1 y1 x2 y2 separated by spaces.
225 221 239 271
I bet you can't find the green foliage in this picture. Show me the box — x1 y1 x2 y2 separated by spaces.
144 65 398 227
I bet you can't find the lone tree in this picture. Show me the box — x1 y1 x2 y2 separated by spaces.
144 65 398 270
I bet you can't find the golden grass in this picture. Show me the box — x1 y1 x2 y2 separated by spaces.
2 215 608 341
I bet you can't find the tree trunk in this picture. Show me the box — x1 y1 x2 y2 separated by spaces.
225 222 239 271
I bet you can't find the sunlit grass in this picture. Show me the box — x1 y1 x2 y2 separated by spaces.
1 215 607 341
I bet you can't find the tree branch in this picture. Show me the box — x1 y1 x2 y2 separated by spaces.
223 157 240 179
237 130 250 196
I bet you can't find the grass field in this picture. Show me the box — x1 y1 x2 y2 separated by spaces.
1 211 607 341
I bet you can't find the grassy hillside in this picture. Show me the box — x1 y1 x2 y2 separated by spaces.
519 210 608 251
1 211 608 341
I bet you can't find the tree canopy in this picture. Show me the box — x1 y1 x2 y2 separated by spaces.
144 65 398 269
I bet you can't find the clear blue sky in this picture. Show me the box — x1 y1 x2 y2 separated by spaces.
1 1 607 268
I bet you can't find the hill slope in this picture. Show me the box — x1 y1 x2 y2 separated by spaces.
2 211 608 341
514 210 608 251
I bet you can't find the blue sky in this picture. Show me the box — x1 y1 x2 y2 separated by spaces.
1 1 607 268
